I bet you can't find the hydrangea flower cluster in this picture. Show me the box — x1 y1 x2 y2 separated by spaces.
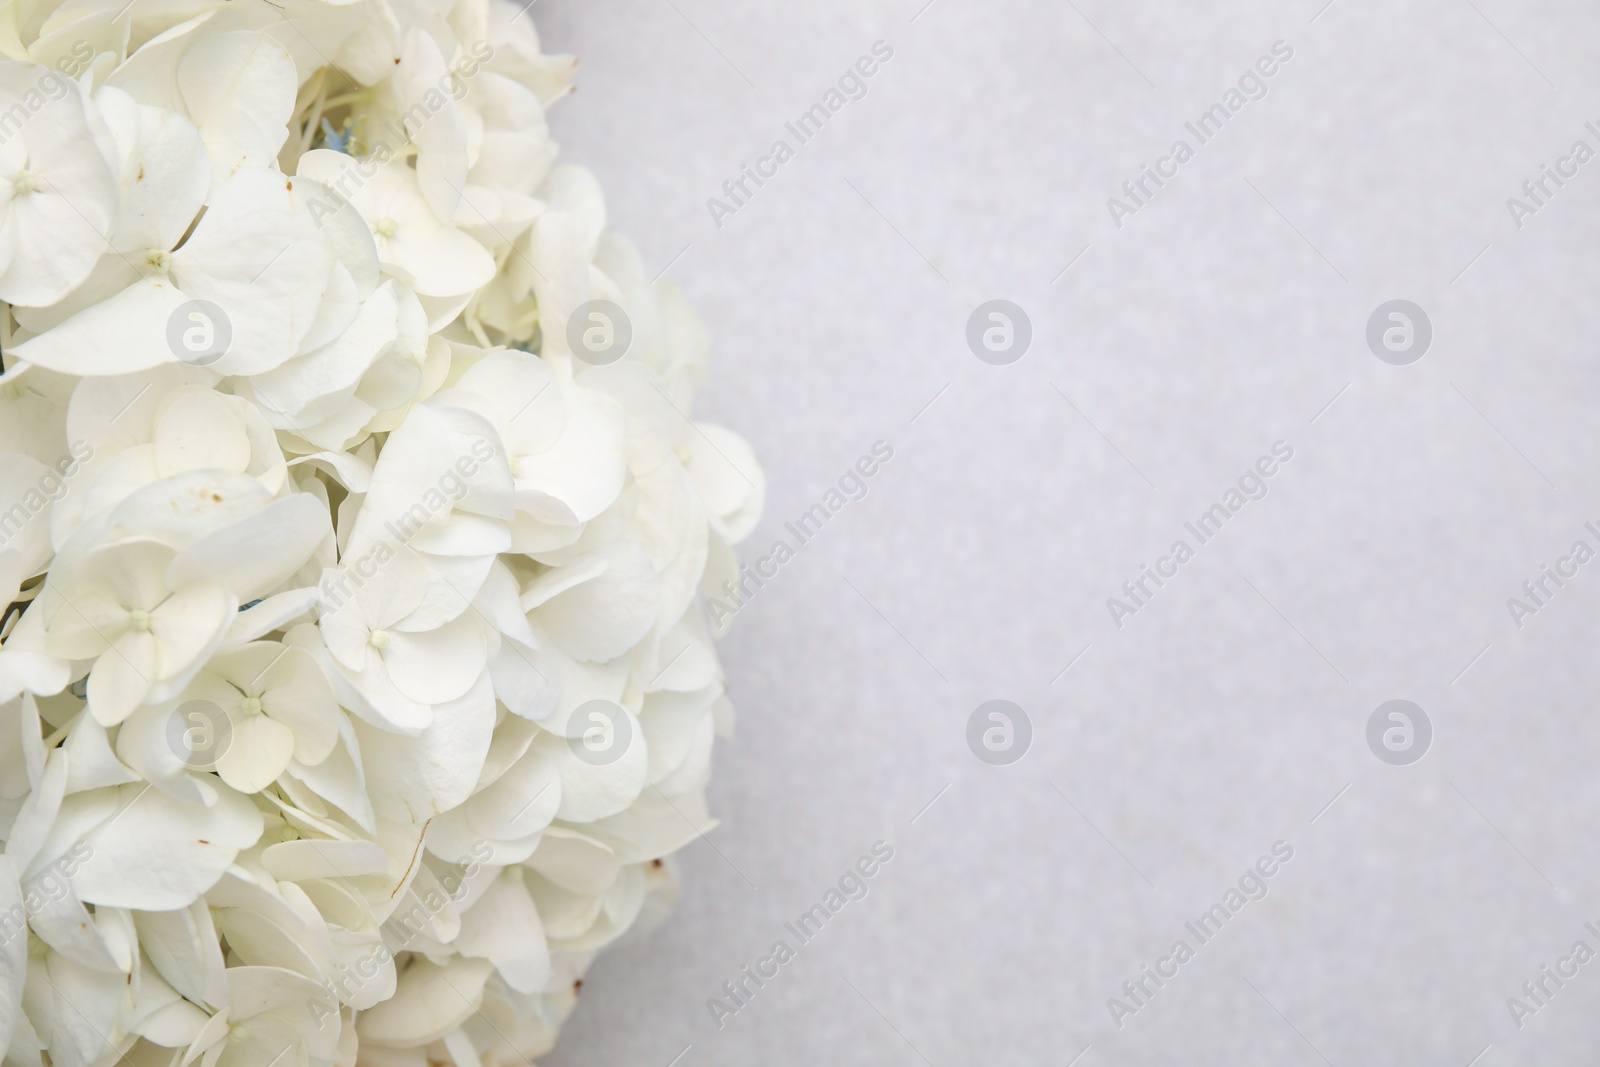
0 3 763 1065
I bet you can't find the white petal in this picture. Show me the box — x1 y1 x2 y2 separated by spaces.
396 29 467 222
543 166 606 259
488 639 557 722
0 453 54 576
354 671 494 823
639 687 716 784
646 620 720 693
259 839 388 881
105 470 272 548
518 874 597 942
164 493 329 602
114 104 208 253
59 713 139 793
153 390 251 476
6 748 67 875
453 872 547 994
284 723 373 835
226 587 318 646
177 32 297 188
0 64 117 307
222 965 338 1061
0 856 26 1056
466 740 560 843
291 179 378 297
170 168 331 375
533 705 647 824
103 13 216 112
21 951 121 1067
526 210 589 375
654 713 715 797
355 956 493 1049
513 385 627 526
383 610 487 706
684 422 764 543
525 827 620 897
131 971 209 1047
144 580 238 697
214 713 294 793
529 540 659 663
23 875 118 972
67 781 263 909
11 276 188 376
294 152 492 299
132 899 227 1009
112 700 216 807
584 786 717 866
248 281 399 419
0 602 70 703
85 630 158 725
212 909 321 984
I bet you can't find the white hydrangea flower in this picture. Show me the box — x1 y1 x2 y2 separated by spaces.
0 4 763 1065
0 63 119 308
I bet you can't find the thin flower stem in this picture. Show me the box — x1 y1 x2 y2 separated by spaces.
41 710 81 750
320 90 373 110
300 78 331 154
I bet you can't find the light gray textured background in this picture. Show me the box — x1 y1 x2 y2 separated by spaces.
535 2 1600 1064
